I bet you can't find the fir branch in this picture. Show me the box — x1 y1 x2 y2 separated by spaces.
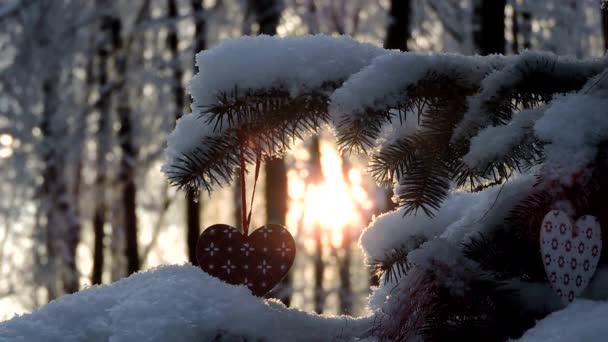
418 277 533 342
456 52 608 139
506 189 554 245
462 228 546 282
377 265 537 341
386 73 478 216
165 134 242 195
334 108 394 153
167 86 333 193
395 156 452 217
369 236 426 284
370 246 410 285
368 135 418 187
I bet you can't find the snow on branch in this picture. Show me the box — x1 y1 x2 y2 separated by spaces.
190 34 384 110
346 53 507 215
463 107 544 171
330 52 505 153
535 92 608 186
360 171 535 265
163 35 384 193
459 54 608 186
454 51 608 141
164 35 608 216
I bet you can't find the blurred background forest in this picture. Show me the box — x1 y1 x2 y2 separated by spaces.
0 0 607 320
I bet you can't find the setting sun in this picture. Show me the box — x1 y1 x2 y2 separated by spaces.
287 139 374 248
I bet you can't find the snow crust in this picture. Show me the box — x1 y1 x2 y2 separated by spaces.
0 265 372 342
516 300 608 342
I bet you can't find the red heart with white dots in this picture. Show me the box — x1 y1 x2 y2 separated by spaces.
540 210 602 304
196 224 296 296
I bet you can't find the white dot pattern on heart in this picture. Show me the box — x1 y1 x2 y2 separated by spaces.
204 242 220 256
240 243 255 256
257 260 272 274
276 242 292 258
221 260 237 274
540 211 602 304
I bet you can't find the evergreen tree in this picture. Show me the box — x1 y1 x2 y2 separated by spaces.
164 34 608 340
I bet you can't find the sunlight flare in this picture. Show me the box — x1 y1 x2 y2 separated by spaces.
288 140 373 248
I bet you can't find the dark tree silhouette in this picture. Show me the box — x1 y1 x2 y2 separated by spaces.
112 16 140 275
603 4 608 51
473 0 506 55
91 14 117 285
309 136 325 314
384 0 411 51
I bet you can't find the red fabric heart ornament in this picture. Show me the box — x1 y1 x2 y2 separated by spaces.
540 210 602 304
196 224 296 296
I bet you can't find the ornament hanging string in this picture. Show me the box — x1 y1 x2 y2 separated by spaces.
237 129 261 236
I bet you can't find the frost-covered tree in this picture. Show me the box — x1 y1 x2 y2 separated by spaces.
0 0 99 301
163 34 608 340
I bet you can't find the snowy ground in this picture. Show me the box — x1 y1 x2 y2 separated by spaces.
2 263 608 341
516 299 608 342
0 265 373 342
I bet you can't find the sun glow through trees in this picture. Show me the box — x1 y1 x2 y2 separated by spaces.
287 139 374 249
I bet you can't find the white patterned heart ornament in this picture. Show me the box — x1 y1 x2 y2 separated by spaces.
540 210 602 304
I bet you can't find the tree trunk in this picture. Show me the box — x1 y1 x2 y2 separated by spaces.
338 234 352 315
168 0 205 266
250 0 281 35
521 3 532 50
338 156 353 315
384 0 411 51
40 75 81 298
265 156 290 305
111 17 140 275
511 4 519 54
309 136 325 314
473 0 506 55
40 77 60 301
233 180 243 228
91 15 115 285
188 0 207 266
603 4 608 52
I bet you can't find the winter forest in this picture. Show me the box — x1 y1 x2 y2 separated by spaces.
1 0 608 341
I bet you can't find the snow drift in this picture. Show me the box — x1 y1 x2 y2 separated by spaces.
0 265 373 342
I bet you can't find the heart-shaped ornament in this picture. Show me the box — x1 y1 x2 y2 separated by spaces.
196 223 296 296
540 210 602 304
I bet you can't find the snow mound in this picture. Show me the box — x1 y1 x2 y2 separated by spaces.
0 265 372 342
516 300 608 342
